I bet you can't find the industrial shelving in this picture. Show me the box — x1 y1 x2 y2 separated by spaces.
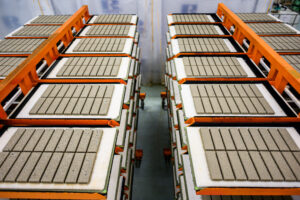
0 5 142 200
164 3 300 200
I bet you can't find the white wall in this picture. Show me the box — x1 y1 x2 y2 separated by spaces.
0 0 272 85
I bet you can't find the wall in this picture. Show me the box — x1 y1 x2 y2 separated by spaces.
0 0 273 85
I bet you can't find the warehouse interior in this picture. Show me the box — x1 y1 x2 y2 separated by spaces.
0 0 300 200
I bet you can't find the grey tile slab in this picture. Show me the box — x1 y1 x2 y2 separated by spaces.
210 97 222 114
3 128 25 152
269 129 289 151
202 97 213 114
249 128 268 151
12 26 59 37
30 15 70 24
64 98 79 115
0 152 20 181
99 98 111 115
23 129 44 151
66 129 83 152
230 128 246 150
36 98 54 114
55 129 73 152
218 97 231 114
4 152 30 182
239 128 257 150
259 128 279 151
236 13 277 22
271 152 296 181
210 128 225 150
193 97 204 114
17 152 41 182
65 153 85 183
260 151 284 181
53 153 74 183
227 151 247 180
0 39 45 53
13 129 35 151
29 152 52 183
41 152 63 183
88 130 103 152
278 128 299 151
282 152 300 180
205 151 223 180
249 151 272 181
90 98 103 115
200 127 214 150
77 130 93 152
0 152 9 166
216 151 235 180
220 129 235 150
78 153 96 183
43 129 61 152
238 151 259 181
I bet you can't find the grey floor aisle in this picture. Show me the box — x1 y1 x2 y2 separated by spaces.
132 85 174 200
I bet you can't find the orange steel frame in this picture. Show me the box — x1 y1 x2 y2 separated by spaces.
164 4 300 196
176 3 300 195
169 3 300 126
0 4 137 121
0 5 123 200
168 5 300 95
217 3 300 94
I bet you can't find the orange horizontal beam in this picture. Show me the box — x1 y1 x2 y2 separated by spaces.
0 119 120 127
196 187 300 196
185 117 300 125
169 22 222 25
39 78 127 84
60 53 132 57
171 35 231 39
279 52 300 55
246 21 281 23
85 23 138 26
258 34 300 37
75 36 134 39
0 191 106 200
88 23 136 25
178 77 266 84
168 52 246 61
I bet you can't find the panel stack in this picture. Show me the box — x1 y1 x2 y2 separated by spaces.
165 4 300 200
237 13 300 77
0 15 72 80
0 6 141 200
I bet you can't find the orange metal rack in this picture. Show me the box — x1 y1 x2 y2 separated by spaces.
195 3 300 195
0 5 139 129
217 3 300 95
165 3 300 197
0 5 136 200
167 4 300 125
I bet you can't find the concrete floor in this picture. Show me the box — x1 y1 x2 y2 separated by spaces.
132 85 174 200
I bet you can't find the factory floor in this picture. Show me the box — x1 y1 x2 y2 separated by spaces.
132 85 174 200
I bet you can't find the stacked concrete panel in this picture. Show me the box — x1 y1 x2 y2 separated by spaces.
237 13 300 77
26 15 71 24
236 13 279 22
0 12 141 200
164 12 300 200
8 26 60 37
0 15 71 81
